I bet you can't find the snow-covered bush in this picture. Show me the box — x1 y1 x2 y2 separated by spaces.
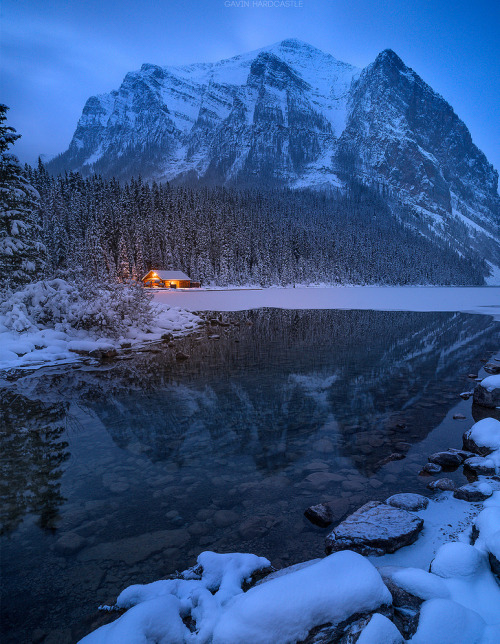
0 278 154 337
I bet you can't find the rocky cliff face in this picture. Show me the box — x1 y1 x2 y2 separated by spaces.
339 49 498 233
48 39 499 277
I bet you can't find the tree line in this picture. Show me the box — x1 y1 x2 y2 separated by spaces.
25 161 485 286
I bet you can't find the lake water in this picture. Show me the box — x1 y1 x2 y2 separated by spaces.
1 308 499 642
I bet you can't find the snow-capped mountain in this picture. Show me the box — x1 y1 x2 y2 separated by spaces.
48 39 499 276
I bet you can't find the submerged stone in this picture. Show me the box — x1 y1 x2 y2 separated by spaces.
427 478 456 491
304 503 334 528
420 462 442 475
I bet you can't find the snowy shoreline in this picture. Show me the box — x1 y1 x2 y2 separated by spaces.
3 285 498 374
0 280 202 373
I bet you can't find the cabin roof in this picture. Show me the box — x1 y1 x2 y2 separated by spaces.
143 270 191 281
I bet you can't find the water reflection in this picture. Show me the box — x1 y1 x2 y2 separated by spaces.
0 309 498 642
10 310 497 474
0 390 69 535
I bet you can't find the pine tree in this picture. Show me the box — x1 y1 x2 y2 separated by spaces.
0 105 46 289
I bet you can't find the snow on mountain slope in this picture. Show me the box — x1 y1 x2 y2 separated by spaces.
48 40 499 277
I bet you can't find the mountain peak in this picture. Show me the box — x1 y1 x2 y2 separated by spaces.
277 38 315 50
374 48 405 69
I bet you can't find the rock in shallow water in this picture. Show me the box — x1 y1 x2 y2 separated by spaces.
304 503 334 528
325 501 424 556
427 478 456 492
453 483 493 502
462 417 500 456
386 493 429 511
473 375 500 408
463 456 496 476
420 462 442 475
54 532 87 555
427 451 462 469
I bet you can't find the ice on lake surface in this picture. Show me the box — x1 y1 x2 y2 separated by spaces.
1 309 499 642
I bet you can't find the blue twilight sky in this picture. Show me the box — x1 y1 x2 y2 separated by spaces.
2 0 500 174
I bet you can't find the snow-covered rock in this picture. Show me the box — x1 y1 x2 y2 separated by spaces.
473 376 500 408
427 478 456 491
211 551 391 644
463 418 500 460
472 506 500 576
409 598 486 644
386 493 429 511
80 551 392 643
464 456 497 476
325 501 424 556
378 565 449 638
356 613 404 644
454 482 493 502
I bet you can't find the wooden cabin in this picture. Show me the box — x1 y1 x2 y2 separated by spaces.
142 270 194 289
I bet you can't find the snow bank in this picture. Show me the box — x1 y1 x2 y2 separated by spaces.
409 598 486 644
0 279 201 371
79 551 390 644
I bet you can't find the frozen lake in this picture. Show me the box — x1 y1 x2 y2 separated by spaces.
153 286 500 318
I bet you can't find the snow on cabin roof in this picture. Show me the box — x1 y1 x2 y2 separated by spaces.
143 270 191 281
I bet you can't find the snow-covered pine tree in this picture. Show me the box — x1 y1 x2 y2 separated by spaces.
0 105 46 289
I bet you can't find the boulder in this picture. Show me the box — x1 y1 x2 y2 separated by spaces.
175 352 190 360
484 362 500 375
427 451 462 469
446 448 476 461
453 482 493 502
304 503 334 528
463 456 496 476
386 493 429 512
355 613 404 644
377 567 425 638
427 478 456 491
463 417 500 456
325 501 423 556
473 375 500 408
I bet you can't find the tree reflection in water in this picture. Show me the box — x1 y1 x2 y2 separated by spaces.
0 390 69 535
